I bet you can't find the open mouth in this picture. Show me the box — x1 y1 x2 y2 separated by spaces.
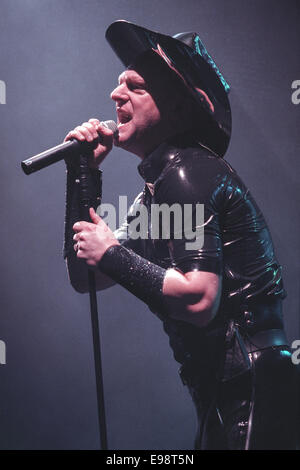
117 111 132 126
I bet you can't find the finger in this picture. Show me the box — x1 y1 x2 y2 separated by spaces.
74 241 82 252
89 207 101 224
95 124 114 151
73 221 95 232
73 233 85 241
64 129 86 142
87 118 112 136
96 122 114 137
75 125 95 142
73 222 82 232
88 118 101 126
82 122 98 140
76 248 86 259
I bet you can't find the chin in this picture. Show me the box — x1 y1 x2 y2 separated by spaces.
116 123 132 141
116 126 137 151
115 123 150 157
115 131 130 147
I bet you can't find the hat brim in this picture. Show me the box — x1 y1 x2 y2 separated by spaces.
106 20 231 157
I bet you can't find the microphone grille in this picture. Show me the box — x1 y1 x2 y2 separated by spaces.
101 120 118 136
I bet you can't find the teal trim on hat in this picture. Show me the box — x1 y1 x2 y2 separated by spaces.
193 35 230 94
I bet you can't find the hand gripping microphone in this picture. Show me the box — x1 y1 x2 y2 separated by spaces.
21 120 118 175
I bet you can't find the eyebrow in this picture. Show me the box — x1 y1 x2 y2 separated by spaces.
118 72 146 86
118 72 126 85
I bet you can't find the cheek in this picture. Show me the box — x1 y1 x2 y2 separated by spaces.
133 96 161 126
151 106 161 123
140 103 161 127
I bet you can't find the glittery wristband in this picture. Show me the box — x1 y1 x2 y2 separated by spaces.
98 245 167 313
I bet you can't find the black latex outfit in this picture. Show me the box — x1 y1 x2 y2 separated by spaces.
64 133 299 449
111 136 299 450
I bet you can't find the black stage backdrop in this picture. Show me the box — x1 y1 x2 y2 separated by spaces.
0 0 299 450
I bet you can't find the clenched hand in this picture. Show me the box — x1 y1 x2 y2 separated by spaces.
73 208 119 267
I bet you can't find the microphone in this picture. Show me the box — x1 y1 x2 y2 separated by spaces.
21 120 118 175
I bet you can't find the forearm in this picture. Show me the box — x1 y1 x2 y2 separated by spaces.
162 269 220 327
97 245 219 326
64 162 114 292
98 244 167 313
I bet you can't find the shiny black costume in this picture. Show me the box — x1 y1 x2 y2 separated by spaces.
110 135 299 450
64 133 299 449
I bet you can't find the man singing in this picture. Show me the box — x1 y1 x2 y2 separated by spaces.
63 21 299 449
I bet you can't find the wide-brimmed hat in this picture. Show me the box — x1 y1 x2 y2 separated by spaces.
106 20 231 157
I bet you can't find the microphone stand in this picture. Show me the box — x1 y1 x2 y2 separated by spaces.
79 152 108 450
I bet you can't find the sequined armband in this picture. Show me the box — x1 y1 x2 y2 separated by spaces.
98 245 167 313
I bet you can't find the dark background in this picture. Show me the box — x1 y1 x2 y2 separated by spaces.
0 0 299 450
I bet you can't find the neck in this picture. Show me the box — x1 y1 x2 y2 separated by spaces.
137 128 197 160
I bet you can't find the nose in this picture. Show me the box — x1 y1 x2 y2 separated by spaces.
110 84 128 105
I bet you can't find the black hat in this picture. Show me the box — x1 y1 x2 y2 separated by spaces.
106 20 231 157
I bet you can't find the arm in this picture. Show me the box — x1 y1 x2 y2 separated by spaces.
63 118 116 293
67 190 146 294
162 269 221 327
71 152 223 327
93 239 221 328
64 164 116 293
155 154 224 326
74 207 221 328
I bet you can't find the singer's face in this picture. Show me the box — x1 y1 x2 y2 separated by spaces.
110 69 170 158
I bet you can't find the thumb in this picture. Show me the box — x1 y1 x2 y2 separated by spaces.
89 207 101 224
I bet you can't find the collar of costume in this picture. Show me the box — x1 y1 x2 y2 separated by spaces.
137 133 208 184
